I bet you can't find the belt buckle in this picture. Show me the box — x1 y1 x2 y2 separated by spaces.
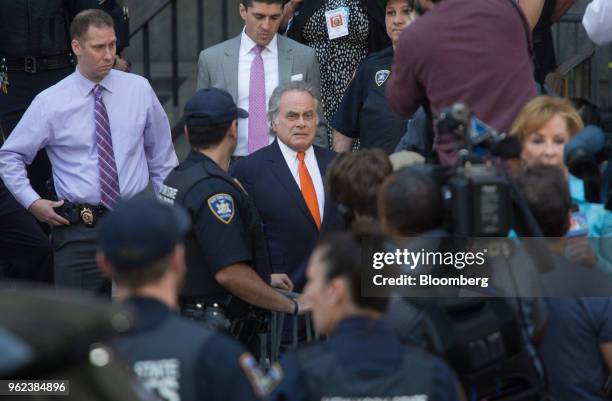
80 207 96 227
24 56 36 73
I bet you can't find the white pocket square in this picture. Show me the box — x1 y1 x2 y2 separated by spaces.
291 74 304 82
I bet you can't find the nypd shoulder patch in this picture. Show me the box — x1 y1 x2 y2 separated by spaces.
375 69 390 86
207 193 235 224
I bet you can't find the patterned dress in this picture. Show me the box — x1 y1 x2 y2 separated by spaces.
303 0 369 133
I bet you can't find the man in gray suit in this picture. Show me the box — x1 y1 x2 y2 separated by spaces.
197 0 327 156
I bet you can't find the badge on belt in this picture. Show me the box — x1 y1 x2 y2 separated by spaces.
208 193 235 224
80 207 96 227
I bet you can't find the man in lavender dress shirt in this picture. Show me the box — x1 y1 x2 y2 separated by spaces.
0 10 178 294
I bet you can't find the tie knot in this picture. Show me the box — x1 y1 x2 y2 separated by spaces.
93 84 103 100
297 151 305 162
253 45 264 56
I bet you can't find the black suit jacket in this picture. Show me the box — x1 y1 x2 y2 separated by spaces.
232 140 346 291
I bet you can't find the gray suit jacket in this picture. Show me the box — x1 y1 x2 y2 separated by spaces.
196 33 328 148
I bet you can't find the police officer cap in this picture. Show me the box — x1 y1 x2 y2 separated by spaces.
184 88 248 127
98 194 191 267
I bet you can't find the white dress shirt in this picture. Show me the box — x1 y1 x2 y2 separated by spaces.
583 0 612 46
0 67 178 208
278 139 325 219
236 29 280 156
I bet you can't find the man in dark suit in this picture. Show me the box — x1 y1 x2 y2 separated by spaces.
233 81 345 292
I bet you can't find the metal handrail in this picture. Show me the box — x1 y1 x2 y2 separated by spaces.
126 0 232 108
128 0 178 106
270 289 318 363
558 12 583 24
221 0 229 40
553 11 602 104
130 0 172 37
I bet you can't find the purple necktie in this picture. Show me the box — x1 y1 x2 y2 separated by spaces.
248 45 268 154
94 84 121 209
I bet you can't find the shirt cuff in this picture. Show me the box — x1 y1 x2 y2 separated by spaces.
18 188 42 211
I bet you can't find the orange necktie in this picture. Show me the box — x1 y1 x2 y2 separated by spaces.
297 151 321 230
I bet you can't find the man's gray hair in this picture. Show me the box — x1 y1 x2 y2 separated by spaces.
267 81 321 125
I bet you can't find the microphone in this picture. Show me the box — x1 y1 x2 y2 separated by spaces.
564 125 606 165
565 125 606 204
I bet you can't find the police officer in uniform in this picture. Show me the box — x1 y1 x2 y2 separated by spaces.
331 0 417 154
98 195 263 401
270 231 464 401
159 88 308 348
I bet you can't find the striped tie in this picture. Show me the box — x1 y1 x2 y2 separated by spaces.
94 84 121 209
248 45 268 153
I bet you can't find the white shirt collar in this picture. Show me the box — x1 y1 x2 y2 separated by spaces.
277 139 315 164
277 139 325 219
239 27 278 57
74 66 115 97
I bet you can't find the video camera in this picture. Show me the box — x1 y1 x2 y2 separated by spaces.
433 103 542 237
401 105 553 401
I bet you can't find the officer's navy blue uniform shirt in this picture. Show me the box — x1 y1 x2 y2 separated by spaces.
162 149 271 300
112 297 261 401
271 316 462 401
331 47 408 154
182 151 253 275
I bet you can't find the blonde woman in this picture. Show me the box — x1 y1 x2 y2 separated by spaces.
512 95 612 273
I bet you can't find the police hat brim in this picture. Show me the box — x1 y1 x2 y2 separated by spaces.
237 108 249 119
98 194 191 268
